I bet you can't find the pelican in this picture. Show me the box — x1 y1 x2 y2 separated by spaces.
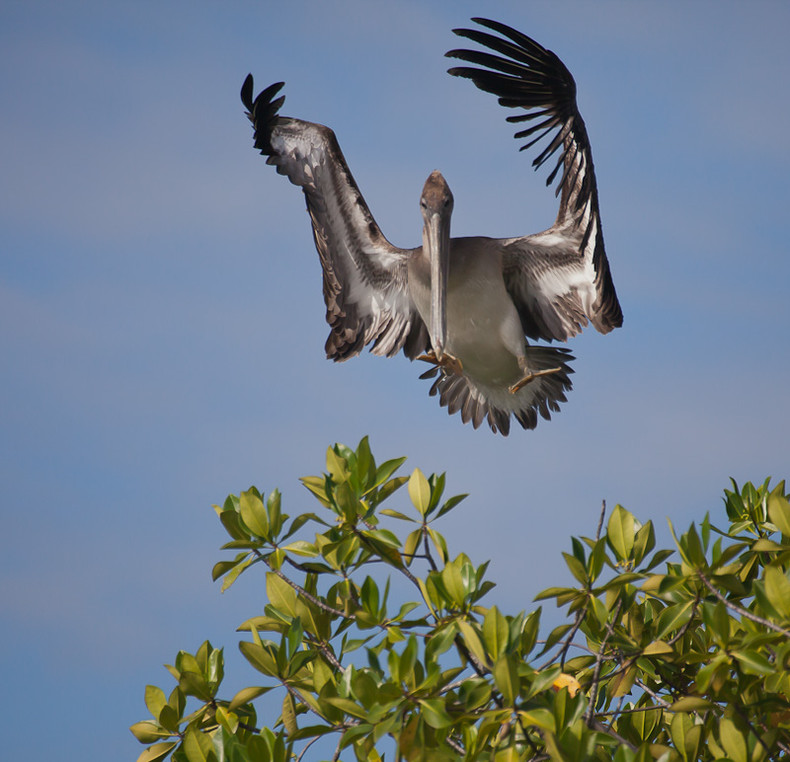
242 18 622 434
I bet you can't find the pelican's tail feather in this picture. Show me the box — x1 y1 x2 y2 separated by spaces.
419 346 574 435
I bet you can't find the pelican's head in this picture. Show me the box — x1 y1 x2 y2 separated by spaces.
420 170 454 360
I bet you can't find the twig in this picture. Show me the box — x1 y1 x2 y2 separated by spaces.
445 735 465 755
422 526 439 572
542 502 607 670
697 570 790 636
556 608 587 670
589 719 636 750
596 703 668 717
596 500 607 541
256 550 353 620
304 632 344 672
295 734 325 762
585 600 622 726
633 680 672 710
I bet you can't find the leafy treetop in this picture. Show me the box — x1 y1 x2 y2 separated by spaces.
132 438 790 762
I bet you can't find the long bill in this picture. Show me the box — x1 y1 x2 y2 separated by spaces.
424 210 450 361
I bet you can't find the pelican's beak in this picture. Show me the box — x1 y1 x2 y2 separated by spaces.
421 171 453 361
425 209 450 360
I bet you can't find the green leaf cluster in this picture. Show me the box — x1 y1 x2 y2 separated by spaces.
132 442 790 761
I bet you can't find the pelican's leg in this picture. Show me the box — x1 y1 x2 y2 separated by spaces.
417 350 464 376
509 359 563 394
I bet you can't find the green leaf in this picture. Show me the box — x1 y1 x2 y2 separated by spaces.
493 745 520 762
669 712 701 762
731 649 774 675
425 623 457 662
373 457 407 490
129 721 169 744
214 705 238 735
218 554 255 593
764 565 790 618
182 725 216 762
642 640 674 656
399 635 418 680
144 685 167 719
607 505 635 561
266 572 298 619
326 445 350 483
751 538 784 552
239 488 269 539
281 540 318 557
516 708 555 732
408 469 431 515
281 692 297 735
768 491 790 536
525 665 561 698
267 488 283 537
632 521 656 565
457 620 488 667
135 742 178 762
441 560 468 606
520 609 541 655
718 717 747 762
419 698 453 729
426 527 449 564
654 600 694 641
493 655 519 704
228 685 273 711
322 697 370 719
239 640 279 677
482 606 509 662
379 509 415 522
562 552 588 585
670 696 714 712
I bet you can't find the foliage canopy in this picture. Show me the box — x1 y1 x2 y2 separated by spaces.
132 438 790 761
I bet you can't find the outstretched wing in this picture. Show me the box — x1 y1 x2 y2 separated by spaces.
241 76 428 360
446 19 622 342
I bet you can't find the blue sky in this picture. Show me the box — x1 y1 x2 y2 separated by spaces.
2 1 789 758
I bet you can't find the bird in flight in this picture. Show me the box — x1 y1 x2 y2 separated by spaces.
242 18 622 435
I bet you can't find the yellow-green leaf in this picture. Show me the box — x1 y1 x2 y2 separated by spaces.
408 469 431 515
239 489 269 538
457 620 488 667
135 742 178 762
607 505 635 561
670 696 713 712
282 692 297 735
419 698 453 729
764 565 790 617
642 640 674 656
493 655 519 704
482 606 509 662
266 572 298 618
182 725 215 762
129 721 169 744
768 492 790 536
144 685 167 718
718 717 747 762
229 685 272 711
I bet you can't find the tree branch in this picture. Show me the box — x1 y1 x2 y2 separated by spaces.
256 550 354 620
697 570 790 636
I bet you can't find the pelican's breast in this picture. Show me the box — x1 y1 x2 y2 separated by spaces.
444 239 526 384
